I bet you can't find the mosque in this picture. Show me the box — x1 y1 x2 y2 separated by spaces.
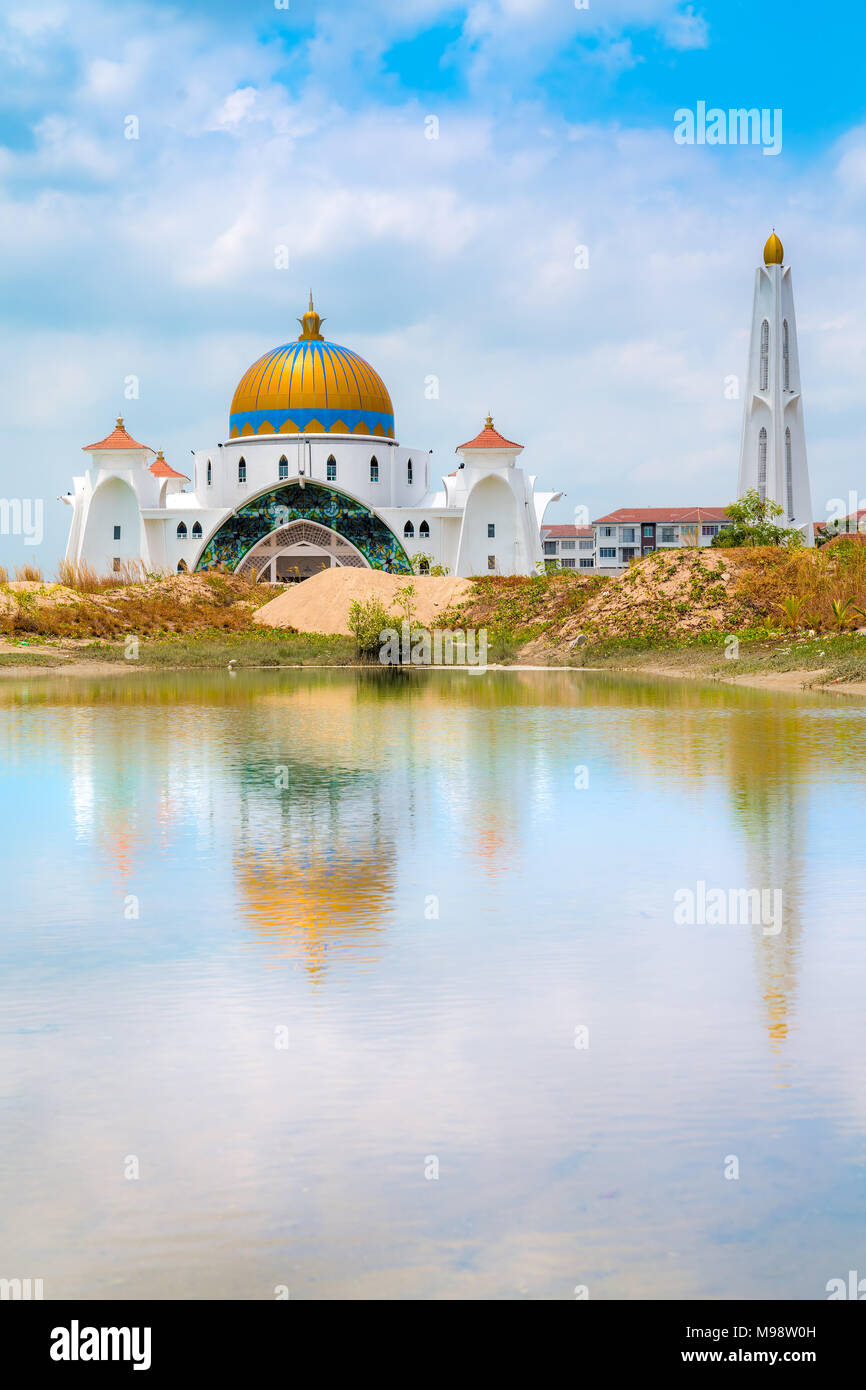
62 296 561 580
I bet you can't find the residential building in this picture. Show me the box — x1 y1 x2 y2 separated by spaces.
591 508 732 573
540 524 596 570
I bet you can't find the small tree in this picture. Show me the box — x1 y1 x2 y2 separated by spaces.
347 596 392 657
410 551 450 576
711 489 805 549
392 582 417 627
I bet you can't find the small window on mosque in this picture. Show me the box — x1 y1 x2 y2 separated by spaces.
487 555 496 570
113 525 121 540
487 523 495 538
407 459 413 485
370 456 379 482
419 520 429 538
113 557 121 572
278 455 289 481
419 558 429 574
327 456 337 482
404 521 414 539
177 522 187 539
192 522 202 539
238 457 247 483
206 460 212 486
177 560 187 573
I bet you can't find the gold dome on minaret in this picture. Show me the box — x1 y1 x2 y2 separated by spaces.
763 231 784 265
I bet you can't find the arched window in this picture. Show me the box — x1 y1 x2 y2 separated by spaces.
177 560 188 573
192 521 202 539
407 458 413 485
327 455 337 482
404 521 415 539
238 456 247 483
785 427 793 518
370 456 379 483
206 459 212 486
278 454 289 481
783 320 790 391
177 522 188 539
758 427 768 500
760 319 769 392
419 558 429 575
419 520 430 538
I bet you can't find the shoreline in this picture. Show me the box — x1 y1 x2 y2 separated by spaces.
4 646 866 697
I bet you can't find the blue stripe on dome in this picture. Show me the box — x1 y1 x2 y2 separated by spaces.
229 406 395 435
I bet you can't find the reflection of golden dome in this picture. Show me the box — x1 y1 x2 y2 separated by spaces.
763 231 784 265
237 851 392 976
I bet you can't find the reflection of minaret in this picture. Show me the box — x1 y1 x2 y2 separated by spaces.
726 714 808 1058
741 782 805 1057
737 232 813 543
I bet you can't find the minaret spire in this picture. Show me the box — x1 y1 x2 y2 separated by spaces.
736 233 813 543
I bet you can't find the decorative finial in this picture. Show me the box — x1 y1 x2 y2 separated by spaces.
485 413 494 429
297 292 326 342
763 230 784 266
116 416 125 429
156 448 164 459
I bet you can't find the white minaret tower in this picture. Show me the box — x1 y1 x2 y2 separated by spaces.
737 232 813 544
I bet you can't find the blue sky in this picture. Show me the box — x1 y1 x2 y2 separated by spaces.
2 0 866 568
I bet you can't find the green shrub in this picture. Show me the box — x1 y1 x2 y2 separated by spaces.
347 596 393 656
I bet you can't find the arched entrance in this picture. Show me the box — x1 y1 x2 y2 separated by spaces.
237 519 369 582
194 480 412 576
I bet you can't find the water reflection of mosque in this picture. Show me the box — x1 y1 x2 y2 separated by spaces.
41 670 835 1018
55 673 539 975
232 676 529 972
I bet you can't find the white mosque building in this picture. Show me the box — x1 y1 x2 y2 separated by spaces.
62 296 561 580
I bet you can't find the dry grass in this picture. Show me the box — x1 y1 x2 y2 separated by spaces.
731 540 866 630
438 570 604 637
0 570 277 639
13 564 43 582
56 559 145 591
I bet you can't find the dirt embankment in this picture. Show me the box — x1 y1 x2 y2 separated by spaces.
435 550 761 662
521 550 758 660
253 568 473 635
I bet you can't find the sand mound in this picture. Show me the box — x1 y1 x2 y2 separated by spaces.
253 568 473 635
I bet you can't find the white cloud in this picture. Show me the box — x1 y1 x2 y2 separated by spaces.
212 86 258 131
662 4 709 50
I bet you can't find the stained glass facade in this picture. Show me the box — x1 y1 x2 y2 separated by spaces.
195 481 412 574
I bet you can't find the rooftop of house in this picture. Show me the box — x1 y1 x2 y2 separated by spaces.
541 524 594 538
592 507 730 526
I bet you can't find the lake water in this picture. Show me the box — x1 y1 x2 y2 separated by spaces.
1 667 865 1300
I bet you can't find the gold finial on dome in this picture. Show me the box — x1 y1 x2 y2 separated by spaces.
116 416 125 429
485 413 494 429
763 230 784 265
297 291 326 342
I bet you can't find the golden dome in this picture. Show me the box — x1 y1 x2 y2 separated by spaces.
763 231 784 265
229 295 395 439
